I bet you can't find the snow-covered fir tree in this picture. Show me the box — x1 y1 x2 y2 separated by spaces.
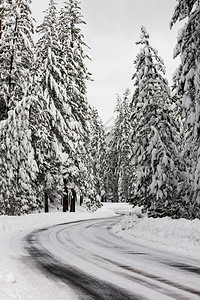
58 0 91 139
31 0 72 209
58 0 100 210
170 0 200 219
105 127 119 202
0 0 35 120
130 27 181 218
105 90 133 202
89 107 107 202
0 0 41 215
0 98 41 215
117 90 135 203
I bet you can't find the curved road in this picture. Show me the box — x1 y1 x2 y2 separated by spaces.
24 216 200 300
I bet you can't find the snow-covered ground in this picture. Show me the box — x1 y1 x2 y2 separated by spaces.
111 207 200 260
0 202 200 299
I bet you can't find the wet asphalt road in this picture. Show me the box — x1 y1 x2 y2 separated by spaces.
24 217 200 300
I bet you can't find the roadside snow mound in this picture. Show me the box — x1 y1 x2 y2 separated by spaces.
112 211 200 259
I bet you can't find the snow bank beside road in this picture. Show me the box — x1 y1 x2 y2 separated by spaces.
0 203 121 234
111 210 200 260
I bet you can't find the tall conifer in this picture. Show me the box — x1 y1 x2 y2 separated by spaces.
58 0 100 209
170 0 200 218
130 27 180 217
0 0 35 119
0 0 39 215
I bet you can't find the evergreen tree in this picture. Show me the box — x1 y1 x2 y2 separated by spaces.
105 90 133 202
117 90 134 203
105 127 119 202
32 0 71 208
0 98 40 215
130 27 180 218
170 0 200 218
58 0 100 210
0 0 35 120
90 107 107 202
30 0 100 211
0 0 40 215
58 0 91 140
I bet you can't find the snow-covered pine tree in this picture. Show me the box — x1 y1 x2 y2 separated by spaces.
89 107 107 202
58 0 91 125
170 0 200 219
0 0 35 120
58 0 83 204
31 0 72 209
58 0 100 210
0 0 41 215
105 97 124 203
117 90 135 203
130 27 181 218
0 98 41 215
105 90 133 203
105 127 119 202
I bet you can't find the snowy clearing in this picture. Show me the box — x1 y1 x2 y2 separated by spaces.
0 203 200 299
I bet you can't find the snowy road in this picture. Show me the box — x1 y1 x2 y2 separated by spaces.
24 216 200 300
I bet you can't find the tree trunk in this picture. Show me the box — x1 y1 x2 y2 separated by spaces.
0 2 3 39
70 189 76 212
0 13 8 120
101 195 107 202
80 195 83 206
63 187 69 212
0 19 2 39
44 192 49 213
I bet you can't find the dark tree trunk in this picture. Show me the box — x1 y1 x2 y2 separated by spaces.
0 16 8 120
63 187 69 212
44 192 49 213
80 195 83 206
0 100 8 121
70 189 76 212
0 19 2 39
101 195 107 202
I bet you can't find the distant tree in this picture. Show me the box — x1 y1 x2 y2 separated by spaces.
105 127 119 202
115 90 133 202
170 0 200 218
90 107 107 201
130 27 180 218
105 90 133 202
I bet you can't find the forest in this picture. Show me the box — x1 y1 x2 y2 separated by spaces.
0 0 200 220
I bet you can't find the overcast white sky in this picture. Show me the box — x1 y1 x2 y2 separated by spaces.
31 0 181 124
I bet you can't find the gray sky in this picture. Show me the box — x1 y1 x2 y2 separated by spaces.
31 0 181 124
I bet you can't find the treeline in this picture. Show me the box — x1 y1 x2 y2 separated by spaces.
0 0 105 215
105 1 200 220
